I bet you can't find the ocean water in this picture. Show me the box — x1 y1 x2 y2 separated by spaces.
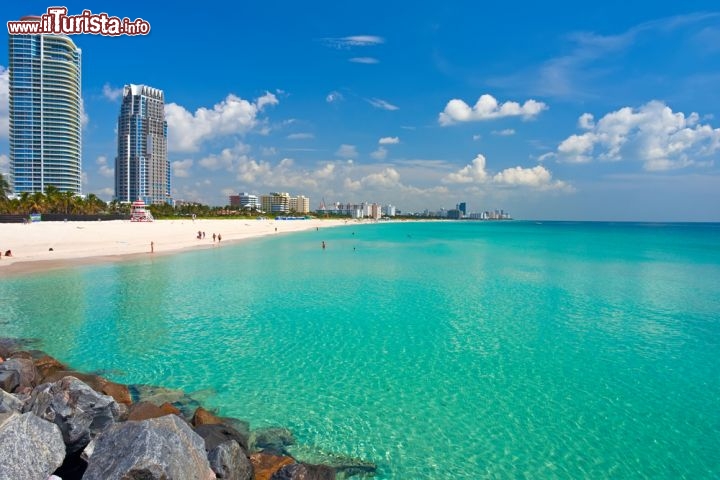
1 221 719 478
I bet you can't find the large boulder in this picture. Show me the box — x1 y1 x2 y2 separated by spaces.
0 356 38 392
285 445 377 478
0 389 24 414
0 370 19 393
271 463 336 480
207 440 253 480
82 414 216 480
250 452 295 480
42 370 132 405
250 427 296 454
196 423 250 452
127 401 181 421
25 376 122 454
0 412 66 480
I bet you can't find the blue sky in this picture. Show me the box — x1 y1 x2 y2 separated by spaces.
2 0 720 220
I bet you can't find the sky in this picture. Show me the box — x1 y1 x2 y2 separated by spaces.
1 0 720 221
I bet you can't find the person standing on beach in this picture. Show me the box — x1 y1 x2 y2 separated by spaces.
150 241 154 254
218 234 222 242
213 233 216 242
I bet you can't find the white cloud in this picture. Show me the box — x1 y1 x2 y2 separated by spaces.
349 57 379 64
443 154 489 184
472 134 482 141
0 66 9 138
493 165 572 191
378 136 400 144
556 100 720 170
256 92 279 110
172 159 193 178
492 129 516 136
371 147 387 160
578 113 595 129
102 83 123 101
362 167 401 188
165 93 278 152
96 155 114 177
438 94 548 126
80 98 89 129
336 144 358 158
326 91 344 103
0 153 9 170
287 133 314 140
537 152 557 162
322 35 385 48
198 143 252 172
443 153 572 192
261 147 278 156
367 98 399 111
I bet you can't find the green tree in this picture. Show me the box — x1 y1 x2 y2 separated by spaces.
0 173 10 201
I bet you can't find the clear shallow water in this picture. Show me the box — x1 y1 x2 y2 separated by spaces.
1 221 719 478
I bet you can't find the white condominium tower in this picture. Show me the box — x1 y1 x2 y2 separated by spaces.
115 84 171 205
9 16 82 194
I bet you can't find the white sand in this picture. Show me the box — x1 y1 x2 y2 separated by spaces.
0 218 353 274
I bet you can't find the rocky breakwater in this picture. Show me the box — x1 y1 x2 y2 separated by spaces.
0 339 377 480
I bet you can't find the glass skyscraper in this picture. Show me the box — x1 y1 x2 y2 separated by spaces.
9 16 83 194
114 84 171 205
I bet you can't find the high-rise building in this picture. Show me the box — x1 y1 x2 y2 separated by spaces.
290 195 310 214
115 84 170 205
9 16 82 194
260 192 291 214
458 202 467 216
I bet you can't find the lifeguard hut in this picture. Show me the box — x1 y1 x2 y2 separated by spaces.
130 199 154 222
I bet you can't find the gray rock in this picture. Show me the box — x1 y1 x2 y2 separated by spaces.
207 440 253 480
196 423 250 452
0 412 66 480
0 369 20 393
0 389 24 414
286 445 377 478
0 356 38 391
82 414 216 480
250 427 296 453
271 463 336 480
25 376 121 454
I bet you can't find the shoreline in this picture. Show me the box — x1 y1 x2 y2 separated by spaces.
0 218 354 276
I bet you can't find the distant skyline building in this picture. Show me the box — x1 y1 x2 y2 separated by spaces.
115 84 170 205
229 192 260 210
9 16 82 194
458 202 467 216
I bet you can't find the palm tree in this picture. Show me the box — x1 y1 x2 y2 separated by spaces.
0 173 10 201
44 185 61 213
82 193 107 215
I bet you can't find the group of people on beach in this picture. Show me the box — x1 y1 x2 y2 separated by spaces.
196 231 221 242
0 250 12 259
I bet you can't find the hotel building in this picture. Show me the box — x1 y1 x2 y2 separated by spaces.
115 84 171 205
9 16 82 194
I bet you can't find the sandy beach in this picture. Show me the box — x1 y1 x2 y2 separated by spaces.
0 218 352 275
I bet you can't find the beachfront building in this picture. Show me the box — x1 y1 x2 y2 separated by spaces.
290 195 310 214
260 192 291 214
115 84 171 205
229 192 260 210
9 17 82 194
383 204 397 217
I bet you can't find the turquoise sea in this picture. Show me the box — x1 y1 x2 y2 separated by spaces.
1 221 719 478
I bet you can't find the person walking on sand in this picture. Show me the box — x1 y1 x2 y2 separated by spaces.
150 241 154 254
213 233 216 242
218 234 222 242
